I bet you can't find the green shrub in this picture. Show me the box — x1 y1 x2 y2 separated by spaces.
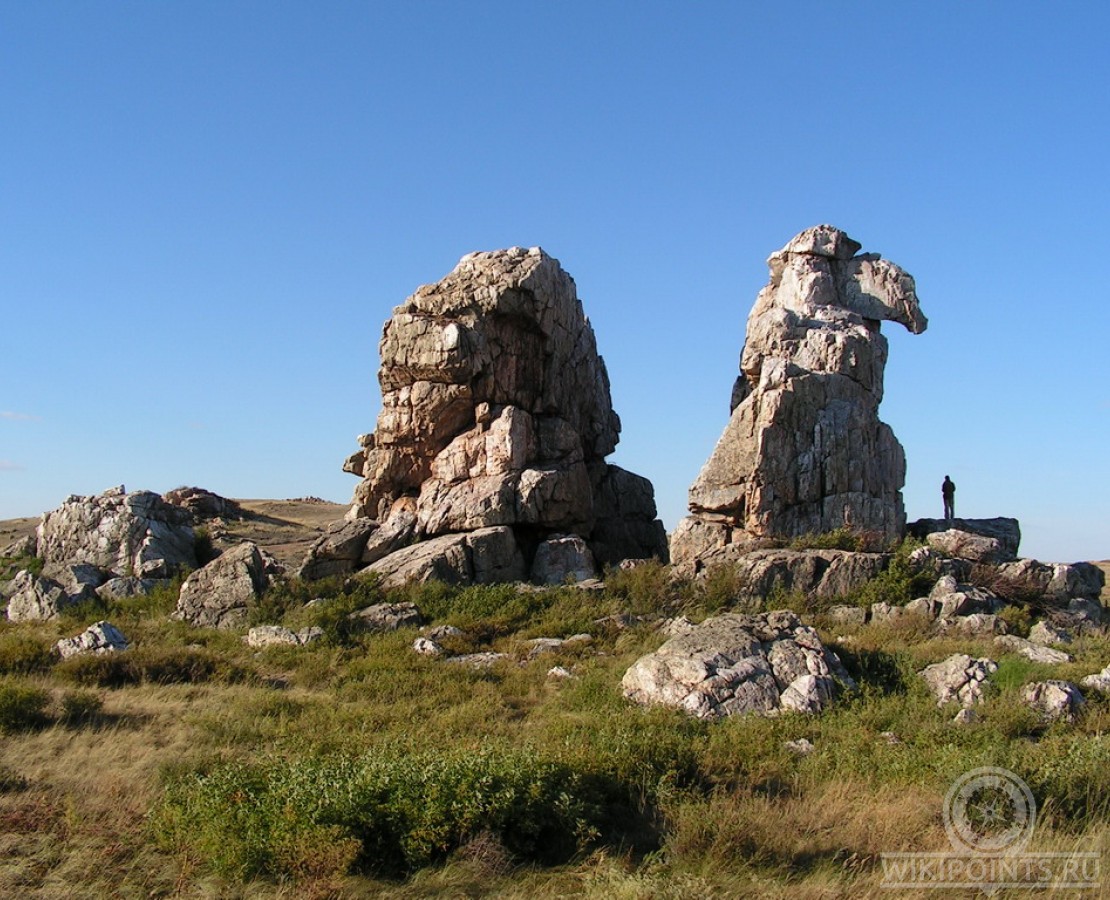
0 678 50 733
788 527 867 552
193 526 218 565
603 560 681 613
55 646 251 688
153 745 604 880
0 632 54 675
0 553 43 580
59 689 104 723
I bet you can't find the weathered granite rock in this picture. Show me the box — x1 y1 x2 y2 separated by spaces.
925 529 1008 564
174 542 280 629
986 558 1103 603
709 549 889 603
341 247 667 585
826 605 867 627
908 518 1021 560
347 601 423 633
412 637 445 657
1081 665 1110 694
1029 620 1073 646
621 610 855 719
362 526 526 588
2 534 37 558
1022 680 1084 723
920 654 997 708
672 226 926 568
246 625 324 648
37 486 197 579
531 534 597 584
96 576 160 601
55 621 129 658
929 576 1005 618
296 519 380 580
525 634 591 659
5 570 74 622
939 613 1008 637
994 635 1071 665
163 487 242 521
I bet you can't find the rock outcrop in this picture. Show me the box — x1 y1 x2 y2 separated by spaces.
908 517 1021 561
55 621 129 659
36 486 197 579
672 226 926 569
621 610 856 719
5 570 74 622
920 654 997 708
335 247 667 584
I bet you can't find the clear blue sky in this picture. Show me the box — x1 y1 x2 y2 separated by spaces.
2 2 1107 563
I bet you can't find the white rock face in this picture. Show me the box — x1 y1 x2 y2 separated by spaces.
246 626 324 648
339 247 667 585
531 535 597 584
994 635 1071 665
672 226 926 568
363 527 526 588
5 571 74 622
37 486 197 579
621 610 855 719
55 621 129 658
920 654 997 708
346 601 423 633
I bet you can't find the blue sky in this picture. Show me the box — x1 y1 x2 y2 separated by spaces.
2 2 1107 563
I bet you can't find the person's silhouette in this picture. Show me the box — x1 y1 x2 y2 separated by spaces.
942 475 956 520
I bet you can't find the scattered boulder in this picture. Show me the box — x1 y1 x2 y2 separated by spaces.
994 635 1071 665
163 487 242 521
1029 620 1073 646
54 621 129 659
5 570 74 622
908 518 1021 560
1080 665 1110 694
1022 680 1084 723
784 738 816 756
531 534 597 584
246 625 324 648
37 486 197 579
174 542 280 629
990 558 1104 604
362 526 525 588
423 624 464 642
672 226 926 569
826 605 867 627
705 549 889 603
928 576 1005 619
621 610 856 719
920 654 997 708
525 634 592 659
443 652 509 668
347 601 422 633
412 637 445 657
342 247 667 585
939 613 1008 637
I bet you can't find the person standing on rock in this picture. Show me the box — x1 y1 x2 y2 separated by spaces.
942 476 956 520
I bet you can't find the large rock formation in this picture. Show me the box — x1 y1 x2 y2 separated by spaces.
36 486 197 579
672 226 927 569
336 247 668 584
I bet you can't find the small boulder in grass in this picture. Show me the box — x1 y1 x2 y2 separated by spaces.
55 621 129 659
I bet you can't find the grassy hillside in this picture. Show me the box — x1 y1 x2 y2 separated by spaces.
1 514 1108 897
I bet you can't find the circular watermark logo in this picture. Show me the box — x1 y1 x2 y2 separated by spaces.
943 767 1036 854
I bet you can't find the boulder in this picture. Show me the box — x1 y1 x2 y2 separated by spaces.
96 576 160 601
245 625 324 648
994 635 1071 665
703 549 889 603
621 610 855 719
940 613 1008 637
531 535 597 584
1028 620 1073 646
296 518 380 580
1081 665 1110 694
37 486 197 579
908 518 1021 560
925 529 1008 564
412 637 445 657
55 621 129 658
920 654 997 708
1022 680 1084 723
928 576 1005 619
363 526 526 588
5 570 75 622
672 226 926 568
990 558 1104 603
826 605 867 627
163 487 242 521
347 601 423 633
343 247 667 584
174 542 280 629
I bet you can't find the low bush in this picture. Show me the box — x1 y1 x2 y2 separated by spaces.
0 632 55 675
59 689 104 723
0 677 50 732
55 645 251 688
153 744 604 880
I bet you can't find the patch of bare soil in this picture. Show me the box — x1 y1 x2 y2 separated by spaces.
223 499 349 570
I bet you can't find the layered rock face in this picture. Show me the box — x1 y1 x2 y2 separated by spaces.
672 226 927 568
338 247 667 584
